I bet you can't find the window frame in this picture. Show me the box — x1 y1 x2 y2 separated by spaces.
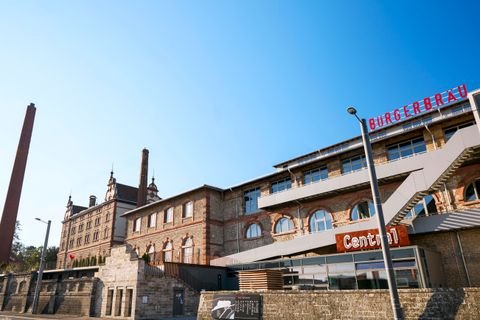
245 223 262 239
164 207 173 223
244 187 261 214
465 179 480 202
183 201 193 218
303 167 328 185
148 212 157 228
274 217 294 234
341 155 367 174
444 121 475 142
386 137 426 161
133 217 142 232
351 200 376 221
309 209 333 233
182 238 194 263
271 177 292 194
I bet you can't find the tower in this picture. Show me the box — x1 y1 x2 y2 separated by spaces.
0 104 36 264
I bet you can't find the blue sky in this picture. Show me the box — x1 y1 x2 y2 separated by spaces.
1 1 479 247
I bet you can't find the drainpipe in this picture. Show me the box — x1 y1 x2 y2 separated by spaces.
294 200 304 234
230 188 240 254
456 232 471 287
287 167 300 186
425 124 453 212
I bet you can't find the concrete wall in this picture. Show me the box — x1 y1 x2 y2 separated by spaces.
198 288 480 320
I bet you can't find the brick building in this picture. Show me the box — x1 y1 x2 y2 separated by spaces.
57 172 141 269
123 84 480 290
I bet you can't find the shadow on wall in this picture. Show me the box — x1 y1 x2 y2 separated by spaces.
419 289 465 320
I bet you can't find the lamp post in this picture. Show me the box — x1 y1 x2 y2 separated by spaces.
31 218 51 314
347 106 403 320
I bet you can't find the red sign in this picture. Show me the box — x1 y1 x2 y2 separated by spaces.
368 84 468 131
335 225 410 253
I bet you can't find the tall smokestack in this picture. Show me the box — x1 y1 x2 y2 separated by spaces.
137 148 149 207
0 103 36 264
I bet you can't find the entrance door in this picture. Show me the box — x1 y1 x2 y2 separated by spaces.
173 288 184 316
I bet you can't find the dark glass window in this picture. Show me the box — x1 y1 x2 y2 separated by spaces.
387 137 426 161
341 155 366 174
465 179 480 202
271 178 292 193
444 121 474 142
351 201 375 220
244 187 261 214
303 167 328 185
404 194 437 219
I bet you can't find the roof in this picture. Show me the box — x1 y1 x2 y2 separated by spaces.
116 183 138 204
122 184 223 216
72 205 87 215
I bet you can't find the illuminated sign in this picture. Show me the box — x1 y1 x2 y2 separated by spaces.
369 84 468 131
335 225 410 253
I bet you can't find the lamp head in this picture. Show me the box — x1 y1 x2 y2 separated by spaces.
347 106 357 115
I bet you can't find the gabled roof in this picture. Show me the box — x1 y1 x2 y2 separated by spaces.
116 183 138 204
72 205 87 215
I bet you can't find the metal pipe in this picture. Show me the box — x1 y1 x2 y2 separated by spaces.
347 106 403 319
32 219 51 314
456 232 471 287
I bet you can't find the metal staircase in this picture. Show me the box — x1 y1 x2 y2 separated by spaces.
211 125 480 265
384 126 479 225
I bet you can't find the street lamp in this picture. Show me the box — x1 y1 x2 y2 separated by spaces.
31 217 51 314
347 106 403 320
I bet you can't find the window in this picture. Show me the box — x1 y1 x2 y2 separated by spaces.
148 213 157 228
244 188 261 214
105 213 110 222
84 234 90 244
182 238 193 263
309 210 333 232
183 201 193 218
86 221 92 230
69 239 74 248
303 167 328 185
76 237 82 247
71 226 76 235
94 217 101 226
245 223 262 239
275 217 294 234
444 121 474 142
351 201 375 220
341 155 366 174
103 227 109 239
387 137 426 161
404 195 438 219
271 177 292 193
78 224 84 232
148 244 155 260
465 179 480 202
164 207 173 223
163 242 173 262
93 230 99 241
133 218 141 232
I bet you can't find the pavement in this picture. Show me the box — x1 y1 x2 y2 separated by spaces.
0 312 197 320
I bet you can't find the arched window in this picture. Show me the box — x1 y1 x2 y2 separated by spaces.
163 242 173 262
245 223 262 239
465 179 480 202
351 201 375 221
148 244 155 261
182 238 193 263
309 210 333 232
404 194 438 219
275 217 294 234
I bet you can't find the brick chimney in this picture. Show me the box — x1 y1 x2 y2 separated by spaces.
137 148 149 207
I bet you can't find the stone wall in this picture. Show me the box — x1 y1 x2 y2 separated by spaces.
0 273 96 316
197 288 480 320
